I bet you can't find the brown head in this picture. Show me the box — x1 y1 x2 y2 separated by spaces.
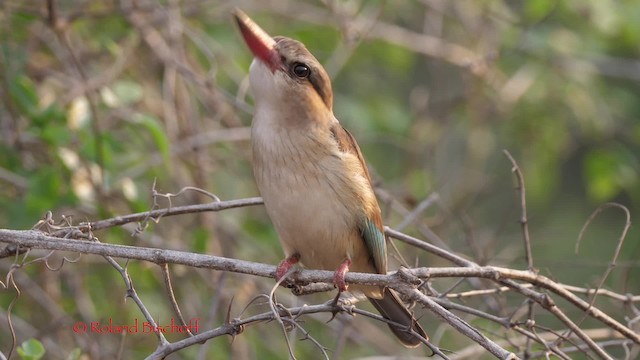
233 9 333 115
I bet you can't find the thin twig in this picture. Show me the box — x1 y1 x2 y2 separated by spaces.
503 150 536 359
569 203 632 345
269 267 301 360
405 287 517 359
83 197 263 231
161 263 194 337
395 192 440 232
503 150 533 271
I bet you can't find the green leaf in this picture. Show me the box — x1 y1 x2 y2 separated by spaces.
525 0 555 21
9 74 39 118
133 114 172 170
584 145 638 202
17 339 45 360
65 348 82 360
25 167 64 213
110 80 144 106
192 227 209 253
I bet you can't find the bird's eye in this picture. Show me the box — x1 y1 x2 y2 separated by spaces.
292 63 310 78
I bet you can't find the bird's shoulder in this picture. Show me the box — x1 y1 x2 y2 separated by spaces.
328 122 370 180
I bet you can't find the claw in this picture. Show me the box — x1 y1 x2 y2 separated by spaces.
275 254 300 281
334 258 352 292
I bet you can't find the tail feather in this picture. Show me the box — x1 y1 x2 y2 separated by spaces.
368 288 427 348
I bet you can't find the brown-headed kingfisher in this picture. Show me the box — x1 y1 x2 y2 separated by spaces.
233 9 427 347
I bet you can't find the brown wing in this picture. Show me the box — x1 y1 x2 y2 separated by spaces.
330 123 387 273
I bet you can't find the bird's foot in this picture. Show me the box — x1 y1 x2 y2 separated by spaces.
275 254 300 281
333 258 352 292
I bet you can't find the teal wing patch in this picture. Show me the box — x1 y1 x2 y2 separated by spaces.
361 217 387 274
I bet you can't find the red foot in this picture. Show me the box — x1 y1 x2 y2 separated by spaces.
276 254 300 281
334 259 352 292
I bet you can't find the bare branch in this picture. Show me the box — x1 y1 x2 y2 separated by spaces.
161 263 194 337
82 197 263 231
405 286 517 359
569 202 632 347
1 228 638 350
503 150 534 272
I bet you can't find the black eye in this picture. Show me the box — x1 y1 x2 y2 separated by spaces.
292 63 310 78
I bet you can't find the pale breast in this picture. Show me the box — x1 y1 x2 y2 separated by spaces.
252 121 376 274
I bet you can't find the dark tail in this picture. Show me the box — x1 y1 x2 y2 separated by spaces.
368 288 427 347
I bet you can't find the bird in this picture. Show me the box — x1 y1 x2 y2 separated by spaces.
233 9 427 347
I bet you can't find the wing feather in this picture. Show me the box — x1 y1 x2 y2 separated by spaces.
330 124 387 274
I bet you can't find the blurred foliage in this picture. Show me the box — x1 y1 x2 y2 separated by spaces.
0 1 638 359
16 339 45 360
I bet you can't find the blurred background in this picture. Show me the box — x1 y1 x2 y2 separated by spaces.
1 1 638 359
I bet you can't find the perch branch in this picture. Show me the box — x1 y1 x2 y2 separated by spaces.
1 228 638 349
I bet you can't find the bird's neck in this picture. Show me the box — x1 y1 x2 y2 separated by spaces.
253 98 334 132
